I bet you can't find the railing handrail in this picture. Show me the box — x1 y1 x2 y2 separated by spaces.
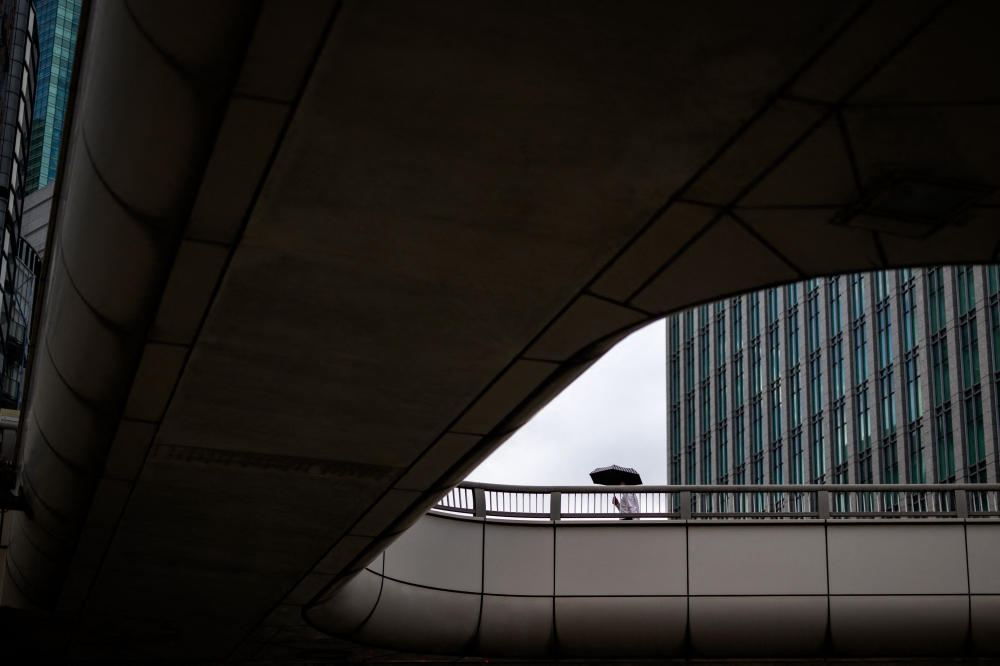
434 482 1000 521
453 481 1000 493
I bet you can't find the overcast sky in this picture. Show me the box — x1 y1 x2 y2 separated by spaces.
466 319 667 486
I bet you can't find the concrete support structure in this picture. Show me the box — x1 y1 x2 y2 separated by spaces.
313 511 1000 659
2 1 1000 661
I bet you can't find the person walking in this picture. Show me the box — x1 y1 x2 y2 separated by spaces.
589 465 642 520
612 482 639 520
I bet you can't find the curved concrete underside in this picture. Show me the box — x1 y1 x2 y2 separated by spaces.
311 513 1000 658
3 0 1000 661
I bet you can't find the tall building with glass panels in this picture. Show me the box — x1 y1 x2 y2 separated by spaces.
0 0 37 410
24 0 78 193
667 267 1000 488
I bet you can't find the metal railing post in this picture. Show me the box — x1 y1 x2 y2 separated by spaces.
680 491 692 520
817 490 830 519
955 489 968 519
550 491 561 522
473 488 486 518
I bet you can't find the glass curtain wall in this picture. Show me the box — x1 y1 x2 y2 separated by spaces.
787 284 804 485
667 266 1000 487
0 0 38 409
25 0 81 192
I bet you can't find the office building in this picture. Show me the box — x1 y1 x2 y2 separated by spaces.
0 0 36 409
19 0 82 261
0 0 80 409
24 0 78 194
667 267 1000 487
18 0 83 261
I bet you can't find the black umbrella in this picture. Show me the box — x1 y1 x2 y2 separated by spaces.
589 465 642 486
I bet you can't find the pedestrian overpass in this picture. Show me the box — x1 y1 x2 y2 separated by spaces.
313 483 1000 658
2 0 1000 661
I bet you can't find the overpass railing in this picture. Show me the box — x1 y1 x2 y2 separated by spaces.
434 482 1000 521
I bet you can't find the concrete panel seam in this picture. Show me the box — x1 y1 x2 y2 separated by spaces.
623 1 955 304
351 552 384 636
592 1 877 307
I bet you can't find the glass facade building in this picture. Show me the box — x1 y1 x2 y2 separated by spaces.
24 0 78 193
0 0 36 409
667 267 1000 487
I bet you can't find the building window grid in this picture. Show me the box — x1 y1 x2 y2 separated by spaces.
668 267 1000 490
957 266 987 483
716 422 729 485
734 355 745 405
715 305 728 484
669 316 682 485
734 410 746 485
685 400 697 484
851 274 873 485
769 382 783 484
989 267 1000 484
856 387 874 484
874 272 898 484
27 0 82 193
766 289 783 484
790 373 804 484
899 271 925 483
0 10 41 408
827 278 848 485
805 281 825 483
786 284 804 485
731 298 747 487
751 397 764 485
928 268 956 483
745 291 765 490
699 309 711 487
748 291 765 508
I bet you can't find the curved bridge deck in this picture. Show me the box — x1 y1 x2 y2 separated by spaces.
8 2 1000 659
310 483 1000 659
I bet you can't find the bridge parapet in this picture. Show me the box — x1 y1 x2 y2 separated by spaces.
308 482 1000 659
436 481 999 521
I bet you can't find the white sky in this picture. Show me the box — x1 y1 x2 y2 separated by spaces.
466 319 667 486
